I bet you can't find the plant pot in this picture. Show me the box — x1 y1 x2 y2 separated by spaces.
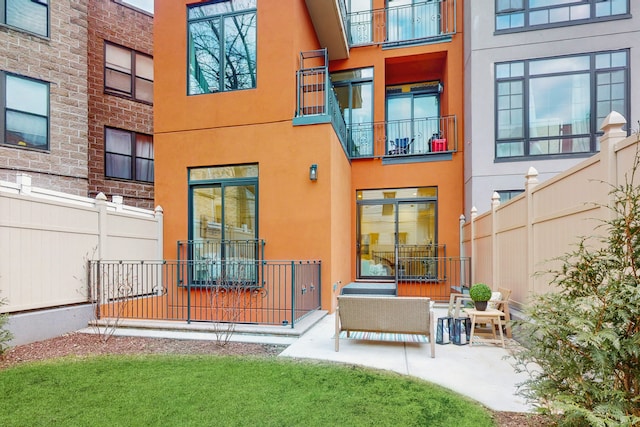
474 301 488 311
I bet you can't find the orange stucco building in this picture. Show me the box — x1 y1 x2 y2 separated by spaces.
154 0 465 317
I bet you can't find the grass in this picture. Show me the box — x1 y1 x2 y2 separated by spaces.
0 355 496 426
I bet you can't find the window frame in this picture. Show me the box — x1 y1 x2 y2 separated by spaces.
104 127 154 183
104 42 154 104
495 0 630 33
0 71 50 151
494 49 630 161
331 67 375 156
495 189 524 204
0 0 50 38
187 0 258 95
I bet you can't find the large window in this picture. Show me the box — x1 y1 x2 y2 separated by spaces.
105 43 154 103
332 68 374 156
1 73 49 150
357 187 438 279
188 0 257 95
386 81 441 155
2 0 49 37
495 50 629 159
496 0 629 31
189 165 258 284
105 127 154 182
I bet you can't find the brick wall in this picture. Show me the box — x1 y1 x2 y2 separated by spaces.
0 0 89 196
87 0 154 209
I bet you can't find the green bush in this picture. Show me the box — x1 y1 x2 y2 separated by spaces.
469 283 492 302
513 155 640 426
0 294 13 355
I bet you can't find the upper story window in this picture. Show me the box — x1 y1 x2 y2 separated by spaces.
187 0 257 95
495 50 629 159
2 0 49 37
105 42 154 104
105 127 154 183
496 0 629 32
1 72 49 150
114 0 153 14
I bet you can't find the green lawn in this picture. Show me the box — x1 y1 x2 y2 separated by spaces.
0 355 496 426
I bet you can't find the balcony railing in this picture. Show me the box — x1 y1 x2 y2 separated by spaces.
348 115 457 159
346 0 456 47
89 259 321 327
294 49 456 161
294 49 349 155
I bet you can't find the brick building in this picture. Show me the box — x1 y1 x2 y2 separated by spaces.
87 0 154 209
0 0 89 196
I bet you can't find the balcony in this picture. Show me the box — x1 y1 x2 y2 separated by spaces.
347 116 457 161
294 49 457 162
347 0 456 47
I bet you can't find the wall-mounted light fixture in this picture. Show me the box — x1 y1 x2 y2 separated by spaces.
309 164 318 181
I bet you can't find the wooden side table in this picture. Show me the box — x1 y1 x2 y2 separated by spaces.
464 308 505 348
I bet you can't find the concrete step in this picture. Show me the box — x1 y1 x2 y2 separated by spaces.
340 281 397 296
82 310 328 346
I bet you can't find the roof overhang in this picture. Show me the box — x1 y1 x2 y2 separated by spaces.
304 0 350 60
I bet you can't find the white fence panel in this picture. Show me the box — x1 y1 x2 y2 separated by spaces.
0 174 162 313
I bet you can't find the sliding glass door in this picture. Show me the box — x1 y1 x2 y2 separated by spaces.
189 165 258 284
357 187 437 279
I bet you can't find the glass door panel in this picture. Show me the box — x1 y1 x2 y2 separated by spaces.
397 202 436 278
191 183 257 283
358 203 395 279
192 186 223 282
356 188 437 280
386 96 412 154
414 94 439 153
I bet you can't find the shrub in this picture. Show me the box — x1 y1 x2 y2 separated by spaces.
512 155 640 426
469 283 492 302
0 293 13 355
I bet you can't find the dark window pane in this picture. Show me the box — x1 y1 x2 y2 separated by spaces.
106 128 132 154
136 158 154 182
106 153 132 179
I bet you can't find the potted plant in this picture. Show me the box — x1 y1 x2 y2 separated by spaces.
469 283 492 311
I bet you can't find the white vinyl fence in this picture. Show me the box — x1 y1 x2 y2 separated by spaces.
462 112 638 309
0 174 163 313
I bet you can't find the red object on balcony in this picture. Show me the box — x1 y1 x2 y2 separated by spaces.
432 138 447 152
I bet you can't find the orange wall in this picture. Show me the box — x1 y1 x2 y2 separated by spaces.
155 0 355 310
154 0 465 310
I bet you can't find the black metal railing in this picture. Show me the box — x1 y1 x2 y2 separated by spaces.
348 116 457 159
397 256 471 302
294 49 349 154
346 0 456 47
89 259 321 328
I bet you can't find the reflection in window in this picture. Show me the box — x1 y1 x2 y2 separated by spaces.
496 189 523 204
496 0 628 31
387 0 441 42
332 68 374 157
3 73 49 150
495 50 629 159
188 0 257 95
347 0 372 45
189 164 258 284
